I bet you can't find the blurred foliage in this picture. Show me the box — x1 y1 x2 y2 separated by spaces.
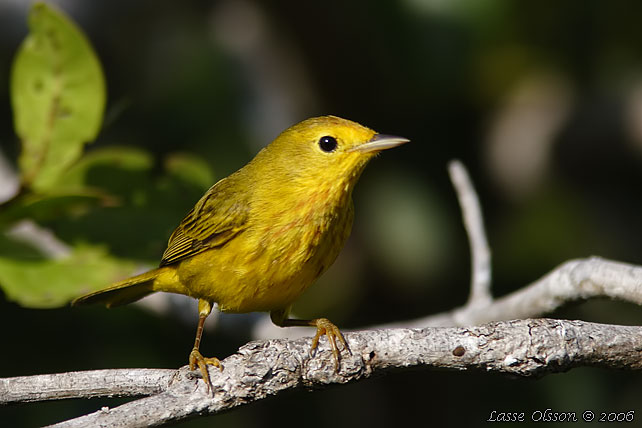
1 2 119 308
0 0 642 427
10 2 105 191
0 3 216 308
0 241 134 308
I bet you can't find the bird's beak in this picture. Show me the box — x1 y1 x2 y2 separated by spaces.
351 134 410 153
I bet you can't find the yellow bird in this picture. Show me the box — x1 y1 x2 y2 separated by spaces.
73 115 408 387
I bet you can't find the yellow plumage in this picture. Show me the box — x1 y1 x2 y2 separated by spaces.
73 115 408 387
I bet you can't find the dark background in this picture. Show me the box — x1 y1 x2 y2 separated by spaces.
1 0 642 426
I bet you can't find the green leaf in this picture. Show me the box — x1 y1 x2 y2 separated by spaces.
0 147 154 225
0 241 137 309
0 191 109 225
54 146 154 191
10 2 106 192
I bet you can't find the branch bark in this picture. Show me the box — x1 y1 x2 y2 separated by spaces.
0 369 175 404
2 319 641 427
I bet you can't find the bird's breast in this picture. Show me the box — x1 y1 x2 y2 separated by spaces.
176 183 354 313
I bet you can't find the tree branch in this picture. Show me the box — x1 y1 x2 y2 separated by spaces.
0 369 175 404
1 319 639 427
379 256 642 329
376 160 642 329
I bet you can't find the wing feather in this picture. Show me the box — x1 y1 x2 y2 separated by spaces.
160 177 250 266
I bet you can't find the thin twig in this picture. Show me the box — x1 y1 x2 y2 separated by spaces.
448 159 492 307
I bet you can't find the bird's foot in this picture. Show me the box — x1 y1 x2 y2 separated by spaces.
189 348 222 391
309 318 351 371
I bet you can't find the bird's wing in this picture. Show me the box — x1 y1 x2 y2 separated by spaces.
160 177 250 266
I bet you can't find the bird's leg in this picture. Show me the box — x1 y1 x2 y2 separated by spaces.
189 299 222 390
270 308 351 371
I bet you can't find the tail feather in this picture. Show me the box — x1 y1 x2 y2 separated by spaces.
72 267 164 308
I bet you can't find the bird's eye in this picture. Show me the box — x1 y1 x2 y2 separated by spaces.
318 136 338 152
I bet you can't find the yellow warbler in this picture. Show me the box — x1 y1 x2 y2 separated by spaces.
73 115 408 387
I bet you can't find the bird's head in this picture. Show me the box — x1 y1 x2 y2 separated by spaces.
259 115 409 185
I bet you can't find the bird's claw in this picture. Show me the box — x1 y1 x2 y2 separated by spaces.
310 317 351 371
189 348 222 391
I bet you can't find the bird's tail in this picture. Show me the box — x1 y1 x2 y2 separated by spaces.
72 267 168 308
